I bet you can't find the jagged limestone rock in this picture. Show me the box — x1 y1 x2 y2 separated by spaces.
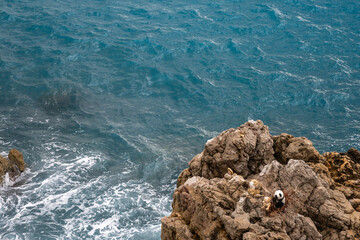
181 120 275 181
162 120 360 240
259 159 359 237
272 133 323 164
161 216 194 240
323 151 360 201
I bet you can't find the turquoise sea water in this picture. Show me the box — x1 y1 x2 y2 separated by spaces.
0 0 359 239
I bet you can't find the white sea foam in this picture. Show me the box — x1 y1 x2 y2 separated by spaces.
194 9 215 22
61 179 171 239
297 16 310 22
328 56 353 76
270 7 286 19
1 142 172 240
1 173 15 188
0 168 30 189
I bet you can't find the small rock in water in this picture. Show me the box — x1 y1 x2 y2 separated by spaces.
0 149 26 184
8 149 26 172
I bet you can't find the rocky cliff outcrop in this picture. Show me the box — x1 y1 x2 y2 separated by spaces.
0 149 26 184
162 120 360 240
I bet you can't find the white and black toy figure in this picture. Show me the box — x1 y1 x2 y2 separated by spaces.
273 190 286 209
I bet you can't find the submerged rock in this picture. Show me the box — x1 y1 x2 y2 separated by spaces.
161 120 360 240
0 149 26 184
38 88 79 114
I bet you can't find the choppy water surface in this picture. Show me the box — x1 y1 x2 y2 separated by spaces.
0 0 359 239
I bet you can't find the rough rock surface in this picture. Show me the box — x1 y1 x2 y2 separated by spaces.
0 149 26 184
322 150 360 209
178 120 275 185
272 133 323 164
162 120 360 240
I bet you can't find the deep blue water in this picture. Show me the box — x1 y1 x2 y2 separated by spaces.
0 0 359 239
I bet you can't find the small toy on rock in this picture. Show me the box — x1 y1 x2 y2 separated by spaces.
262 196 272 212
247 179 262 196
273 190 285 209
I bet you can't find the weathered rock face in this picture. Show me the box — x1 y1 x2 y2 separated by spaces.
322 150 360 211
272 133 323 164
0 149 26 184
162 120 360 240
259 160 359 239
178 120 275 185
